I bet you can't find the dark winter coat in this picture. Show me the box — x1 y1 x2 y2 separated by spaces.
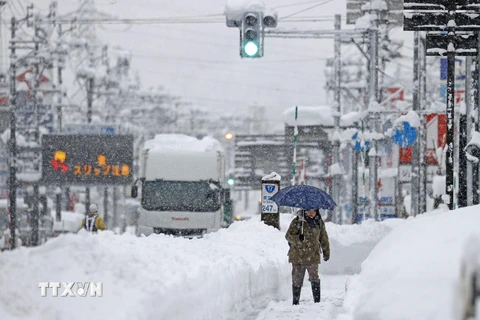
285 211 330 264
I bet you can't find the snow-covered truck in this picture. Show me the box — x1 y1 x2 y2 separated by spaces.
131 134 232 237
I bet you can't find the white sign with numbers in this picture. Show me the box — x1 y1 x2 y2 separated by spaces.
261 183 279 213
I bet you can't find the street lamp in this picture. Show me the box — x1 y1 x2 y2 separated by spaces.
225 132 233 140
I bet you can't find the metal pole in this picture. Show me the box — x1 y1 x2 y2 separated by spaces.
411 31 420 217
466 56 473 206
9 17 17 250
446 33 456 210
103 187 108 228
31 21 40 247
112 187 117 230
85 55 94 213
476 33 480 205
352 148 358 224
56 24 63 222
419 32 427 214
368 27 379 221
476 32 480 205
333 14 341 223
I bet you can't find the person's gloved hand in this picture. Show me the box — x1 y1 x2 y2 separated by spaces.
299 234 305 242
323 255 329 262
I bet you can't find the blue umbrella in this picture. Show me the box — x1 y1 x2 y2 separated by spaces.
270 185 336 211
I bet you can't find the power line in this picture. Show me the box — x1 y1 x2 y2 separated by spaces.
280 0 336 20
274 0 329 9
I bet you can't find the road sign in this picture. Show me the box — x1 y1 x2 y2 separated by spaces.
41 135 133 185
261 183 279 213
398 165 412 182
392 122 418 147
426 33 478 56
64 124 117 135
352 132 370 152
440 58 466 104
426 113 447 164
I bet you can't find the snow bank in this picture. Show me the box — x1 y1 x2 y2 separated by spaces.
51 211 84 233
0 213 403 320
342 205 480 320
0 219 290 320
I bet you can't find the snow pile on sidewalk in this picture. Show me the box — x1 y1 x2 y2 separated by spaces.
341 206 480 320
0 214 402 320
0 219 290 320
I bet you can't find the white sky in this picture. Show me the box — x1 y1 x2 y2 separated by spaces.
23 0 349 129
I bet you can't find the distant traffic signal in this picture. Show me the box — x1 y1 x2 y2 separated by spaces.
226 8 278 59
241 11 262 58
227 177 235 186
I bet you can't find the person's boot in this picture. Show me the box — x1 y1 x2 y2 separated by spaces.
311 280 321 303
292 286 302 305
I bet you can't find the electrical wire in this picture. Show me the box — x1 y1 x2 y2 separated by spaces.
280 0 335 20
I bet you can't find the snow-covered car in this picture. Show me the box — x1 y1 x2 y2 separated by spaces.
459 235 480 320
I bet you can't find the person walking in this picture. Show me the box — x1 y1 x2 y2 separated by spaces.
285 208 330 305
79 204 106 232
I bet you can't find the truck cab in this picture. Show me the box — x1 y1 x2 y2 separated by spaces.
131 135 232 238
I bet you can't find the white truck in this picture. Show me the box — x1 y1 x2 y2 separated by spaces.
131 134 232 237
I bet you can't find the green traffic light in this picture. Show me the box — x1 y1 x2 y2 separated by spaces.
227 178 235 186
244 41 259 57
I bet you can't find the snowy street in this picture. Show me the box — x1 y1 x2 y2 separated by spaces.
3 1 480 319
254 275 347 320
0 211 398 320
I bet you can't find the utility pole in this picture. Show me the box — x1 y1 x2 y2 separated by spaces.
445 5 456 210
102 45 109 228
30 14 41 247
85 48 94 214
332 14 342 223
8 17 17 250
466 56 473 206
56 23 64 221
477 32 480 205
420 32 427 214
411 31 420 217
368 21 379 221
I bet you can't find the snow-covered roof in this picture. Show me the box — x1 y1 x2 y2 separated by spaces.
283 106 359 128
143 134 224 154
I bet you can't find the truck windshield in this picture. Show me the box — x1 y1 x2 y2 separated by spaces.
142 180 222 212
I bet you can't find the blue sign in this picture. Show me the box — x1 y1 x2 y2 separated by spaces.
265 185 276 193
352 132 370 152
64 124 116 135
440 58 465 104
392 122 417 147
15 104 54 133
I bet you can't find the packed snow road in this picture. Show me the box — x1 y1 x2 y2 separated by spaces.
254 275 347 320
0 214 397 320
